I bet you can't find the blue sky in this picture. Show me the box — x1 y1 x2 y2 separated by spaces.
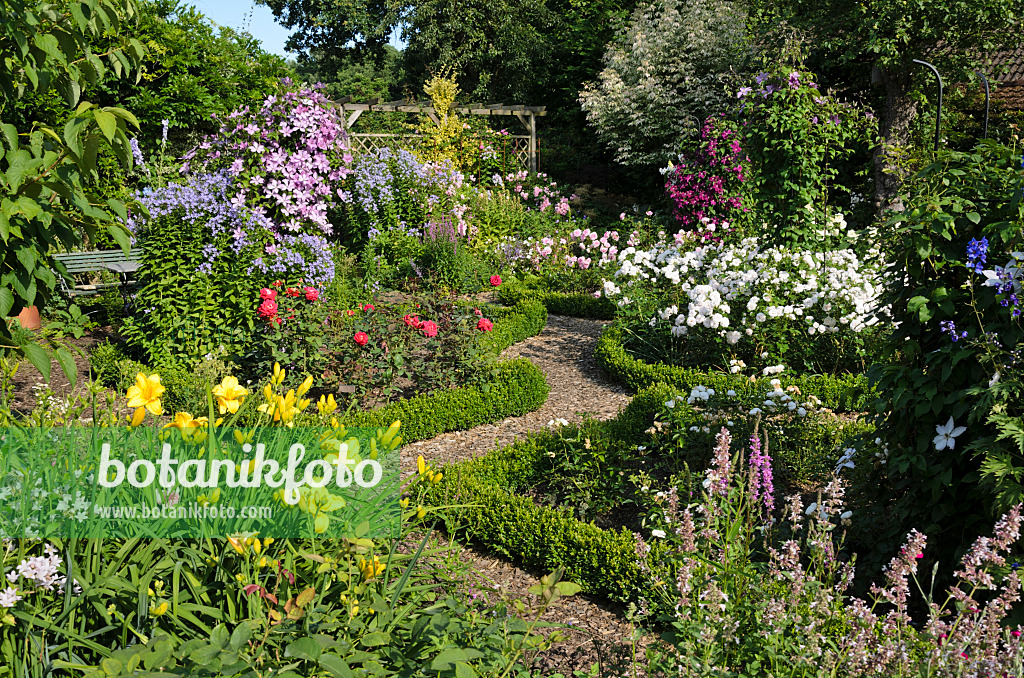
186 0 404 58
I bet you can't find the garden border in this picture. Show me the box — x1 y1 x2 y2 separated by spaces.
496 284 615 320
595 324 872 412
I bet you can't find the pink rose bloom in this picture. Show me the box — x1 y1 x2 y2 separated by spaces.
473 308 483 316
362 304 375 311
421 320 438 338
354 331 369 346
257 298 278 319
303 286 319 302
476 318 494 332
403 314 421 328
490 275 502 287
260 288 277 301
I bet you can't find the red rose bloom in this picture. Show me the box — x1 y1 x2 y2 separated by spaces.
257 298 279 319
362 304 375 311
285 287 301 298
346 309 356 317
271 280 282 287
476 318 494 332
403 314 422 328
260 288 277 301
303 286 319 302
473 308 482 316
354 331 369 346
490 275 502 287
421 320 438 338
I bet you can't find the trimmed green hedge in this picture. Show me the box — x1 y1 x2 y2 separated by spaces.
474 299 547 354
345 357 549 442
596 324 872 412
422 385 675 602
497 284 615 320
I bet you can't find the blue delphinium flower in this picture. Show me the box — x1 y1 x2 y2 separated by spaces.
967 237 988 273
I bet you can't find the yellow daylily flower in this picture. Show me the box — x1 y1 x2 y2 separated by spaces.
317 394 338 416
148 602 169 616
129 407 146 428
197 488 221 506
164 412 209 443
314 514 330 533
234 429 254 445
416 505 426 520
212 376 247 415
297 486 346 515
126 373 165 415
271 362 285 386
399 498 410 509
417 456 426 476
358 555 386 581
297 374 314 398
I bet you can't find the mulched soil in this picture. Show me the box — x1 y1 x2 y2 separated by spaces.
6 326 121 419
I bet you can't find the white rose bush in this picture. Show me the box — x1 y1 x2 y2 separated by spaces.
600 233 887 374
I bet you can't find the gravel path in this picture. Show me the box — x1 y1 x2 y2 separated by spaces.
400 314 632 473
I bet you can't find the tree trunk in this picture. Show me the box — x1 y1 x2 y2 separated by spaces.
873 65 918 214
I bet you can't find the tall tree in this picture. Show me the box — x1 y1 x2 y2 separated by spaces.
759 0 1024 210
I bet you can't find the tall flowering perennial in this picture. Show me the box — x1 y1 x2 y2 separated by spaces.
167 81 352 287
735 69 876 246
664 115 747 230
748 433 774 515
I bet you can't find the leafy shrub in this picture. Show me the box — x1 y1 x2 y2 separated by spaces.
603 235 885 375
868 139 1024 571
120 176 263 365
579 0 754 167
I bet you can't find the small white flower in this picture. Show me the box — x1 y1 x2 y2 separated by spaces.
665 400 676 409
651 529 667 539
933 417 967 451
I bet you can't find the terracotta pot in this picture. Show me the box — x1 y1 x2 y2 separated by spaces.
15 305 41 330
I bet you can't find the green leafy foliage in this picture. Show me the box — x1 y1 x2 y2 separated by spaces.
119 212 262 367
1 0 146 383
868 139 1024 575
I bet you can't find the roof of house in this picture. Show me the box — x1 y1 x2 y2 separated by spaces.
984 45 1024 109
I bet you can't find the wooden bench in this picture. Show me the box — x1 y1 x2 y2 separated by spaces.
53 248 143 298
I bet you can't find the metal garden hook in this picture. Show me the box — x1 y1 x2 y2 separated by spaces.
913 59 943 151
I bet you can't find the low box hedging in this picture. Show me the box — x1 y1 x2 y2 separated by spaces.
345 357 549 441
421 385 676 602
473 298 547 354
497 284 615 320
596 324 872 412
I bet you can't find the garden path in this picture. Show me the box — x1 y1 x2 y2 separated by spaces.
400 315 656 676
400 314 631 472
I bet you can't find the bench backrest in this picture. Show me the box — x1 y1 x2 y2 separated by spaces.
54 248 144 274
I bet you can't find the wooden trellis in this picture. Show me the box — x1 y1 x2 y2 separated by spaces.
333 97 546 173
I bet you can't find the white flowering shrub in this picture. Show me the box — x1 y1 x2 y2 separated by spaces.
578 0 753 167
602 234 887 373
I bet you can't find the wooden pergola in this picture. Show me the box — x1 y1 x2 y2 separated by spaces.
333 97 547 173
